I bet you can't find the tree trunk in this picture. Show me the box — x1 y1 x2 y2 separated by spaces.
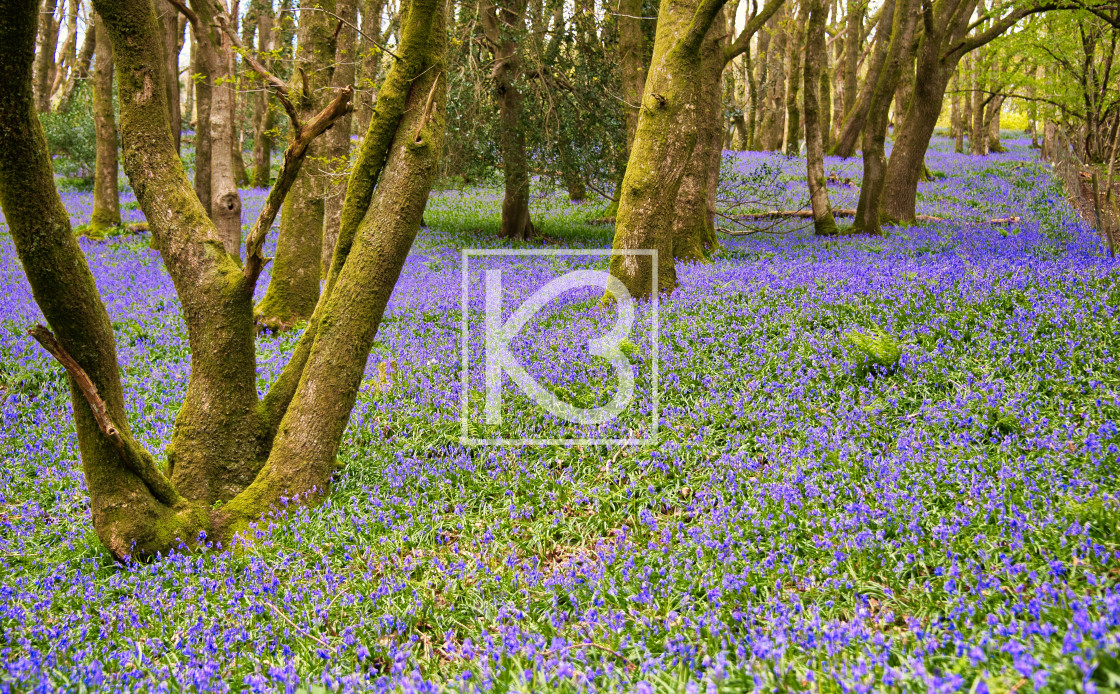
59 16 95 109
759 8 787 150
355 0 386 135
803 0 837 235
482 0 535 240
970 59 986 155
33 0 60 112
191 25 212 217
322 0 358 275
852 0 915 235
783 2 806 155
671 8 728 263
608 0 731 296
89 14 120 235
257 0 339 327
950 70 963 153
839 0 862 126
159 0 183 152
251 5 274 187
0 0 446 560
986 93 1004 152
829 0 891 157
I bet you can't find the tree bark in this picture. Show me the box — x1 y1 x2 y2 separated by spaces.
880 0 1054 225
671 7 728 263
604 0 650 216
190 0 243 256
608 0 733 296
191 24 212 217
986 93 1004 153
355 0 386 134
829 0 891 157
89 14 120 235
803 0 837 235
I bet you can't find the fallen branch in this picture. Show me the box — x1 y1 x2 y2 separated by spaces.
727 209 1022 225
245 86 354 287
28 325 179 506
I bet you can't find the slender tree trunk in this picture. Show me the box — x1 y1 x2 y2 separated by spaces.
198 0 243 256
33 0 61 111
803 0 837 235
760 8 787 150
839 0 862 123
819 54 831 150
970 59 986 155
783 2 806 155
89 14 120 235
59 16 95 108
192 25 212 217
159 0 183 152
950 70 963 152
355 0 386 134
852 0 915 235
251 5 274 187
49 0 79 101
322 0 358 273
482 0 534 240
986 94 1004 152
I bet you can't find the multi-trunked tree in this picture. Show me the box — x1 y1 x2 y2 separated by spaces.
0 0 447 559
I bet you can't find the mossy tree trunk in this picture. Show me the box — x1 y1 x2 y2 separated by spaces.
481 0 535 240
851 0 916 236
256 0 338 328
605 0 650 217
609 0 781 297
758 7 787 151
89 14 120 235
0 0 447 560
665 0 783 263
803 0 837 235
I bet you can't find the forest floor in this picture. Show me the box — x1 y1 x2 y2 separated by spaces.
1 137 1119 692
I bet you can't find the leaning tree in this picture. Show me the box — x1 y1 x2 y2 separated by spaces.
0 0 447 559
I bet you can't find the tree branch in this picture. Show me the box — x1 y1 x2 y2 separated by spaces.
29 325 180 506
244 86 354 287
726 0 786 63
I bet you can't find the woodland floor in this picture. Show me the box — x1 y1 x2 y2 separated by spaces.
1 137 1119 692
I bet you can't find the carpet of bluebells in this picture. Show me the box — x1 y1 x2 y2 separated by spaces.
2 138 1120 692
